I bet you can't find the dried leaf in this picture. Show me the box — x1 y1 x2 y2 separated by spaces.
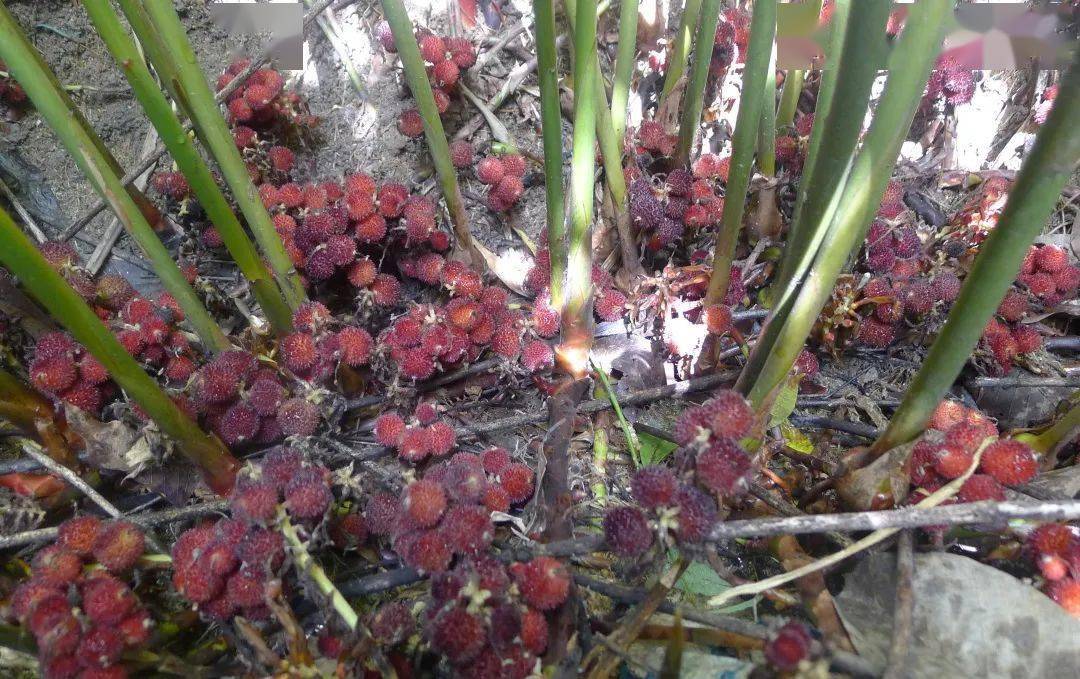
0 487 45 536
64 406 150 475
836 441 914 510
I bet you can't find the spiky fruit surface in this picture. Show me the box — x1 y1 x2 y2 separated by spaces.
92 522 144 573
284 469 332 519
672 485 717 543
631 466 678 508
696 438 752 495
31 546 83 586
957 474 1005 503
476 157 504 185
980 439 1038 485
603 507 653 557
371 601 415 646
500 463 535 503
374 412 406 447
57 515 102 557
230 481 278 524
512 557 570 610
404 480 447 527
82 576 137 625
430 606 486 664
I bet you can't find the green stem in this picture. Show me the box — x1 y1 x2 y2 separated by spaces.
610 0 639 143
701 0 776 305
775 69 804 130
659 0 703 110
591 357 641 467
741 0 952 409
535 0 567 309
278 508 358 630
82 0 293 336
130 1 307 309
1018 397 1080 455
562 0 600 368
0 205 240 495
757 45 778 178
673 0 725 167
0 3 230 353
376 0 477 268
738 0 886 390
873 58 1080 455
592 426 609 501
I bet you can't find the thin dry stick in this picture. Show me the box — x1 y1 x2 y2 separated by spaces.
882 530 915 679
20 440 166 553
60 0 341 241
0 174 46 242
706 439 991 607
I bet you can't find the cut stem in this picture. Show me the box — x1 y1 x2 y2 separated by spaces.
701 0 776 305
82 0 294 335
673 0 725 167
610 0 639 143
130 0 308 308
659 0 703 110
0 205 240 495
534 0 567 308
872 57 1080 455
0 3 230 352
377 0 478 268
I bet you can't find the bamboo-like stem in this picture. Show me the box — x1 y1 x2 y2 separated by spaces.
701 0 776 305
775 69 804 130
673 0 725 167
757 45 778 177
737 0 886 390
659 0 703 110
741 0 952 408
872 58 1080 455
560 0 600 375
376 0 478 269
0 368 78 468
591 358 641 467
130 1 307 309
610 0 639 143
82 0 294 336
0 206 240 495
535 0 567 308
0 3 230 352
278 508 358 630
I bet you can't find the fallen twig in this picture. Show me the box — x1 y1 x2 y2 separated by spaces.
882 530 915 679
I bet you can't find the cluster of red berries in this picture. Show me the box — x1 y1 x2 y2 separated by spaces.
280 301 373 380
372 402 458 462
774 113 815 174
10 517 149 677
218 60 317 131
629 166 726 252
38 241 100 310
172 449 334 620
525 246 629 322
29 331 113 415
925 54 976 107
764 620 815 671
980 317 1042 375
909 400 1038 504
636 120 677 158
375 25 476 137
1025 523 1080 617
191 348 316 448
674 390 755 496
1019 244 1079 308
944 175 1012 244
421 555 566 676
113 295 198 385
474 153 527 212
149 170 192 203
0 59 28 108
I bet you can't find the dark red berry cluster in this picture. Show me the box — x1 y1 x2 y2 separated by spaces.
113 295 199 385
372 402 458 462
172 449 334 619
674 390 756 496
10 517 149 677
29 331 113 415
909 400 1038 504
1019 244 1079 308
218 60 317 130
630 166 727 252
474 153 527 212
373 24 476 138
0 59 28 108
280 301 373 380
525 240 629 323
925 54 976 107
1025 524 1080 617
773 113 814 174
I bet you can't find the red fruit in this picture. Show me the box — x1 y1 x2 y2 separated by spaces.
34 332 76 360
117 610 152 647
77 626 125 669
696 438 752 495
481 447 511 475
426 421 457 456
397 109 424 138
931 271 961 303
595 287 627 322
706 390 753 439
281 332 317 372
336 326 373 367
631 466 678 508
284 468 332 519
277 398 321 437
441 504 493 555
92 521 145 573
432 87 451 114
603 507 653 557
446 37 477 69
430 606 486 664
246 378 285 417
81 575 137 625
443 462 486 504
521 340 554 373
330 512 368 549
404 479 447 527
398 426 432 462
432 59 459 88
933 443 975 479
370 273 401 306
1046 579 1080 617
347 258 378 288
703 304 732 336
858 317 896 348
374 412 406 447
501 154 526 177
370 601 415 646
220 403 260 447
957 474 1006 503
57 515 102 557
520 608 548 654
500 463 535 503
794 349 819 378
672 485 717 543
511 556 570 610
11 579 63 622
998 290 1029 322
904 280 935 316
365 493 399 536
1025 272 1057 298
31 546 83 586
405 530 453 573
244 83 273 110
1013 325 1042 354
42 655 81 679
418 34 446 62
30 355 78 393
980 439 1038 485
229 481 278 524
1035 245 1069 273
374 21 396 51
476 156 505 185
944 419 998 454
765 621 813 671
267 145 294 172
226 569 266 609
483 484 511 512
1055 265 1080 293
927 400 991 432
447 140 474 168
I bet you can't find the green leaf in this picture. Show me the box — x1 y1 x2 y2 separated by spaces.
639 430 678 466
768 377 799 428
669 552 731 597
780 422 814 453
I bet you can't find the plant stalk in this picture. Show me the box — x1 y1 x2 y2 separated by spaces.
701 0 776 305
872 57 1080 455
740 0 952 408
0 3 230 352
377 0 478 269
131 0 308 308
535 0 567 309
757 45 778 178
673 0 725 167
0 205 240 495
776 69 804 130
82 0 294 335
610 0 639 143
659 0 703 110
278 508 358 630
